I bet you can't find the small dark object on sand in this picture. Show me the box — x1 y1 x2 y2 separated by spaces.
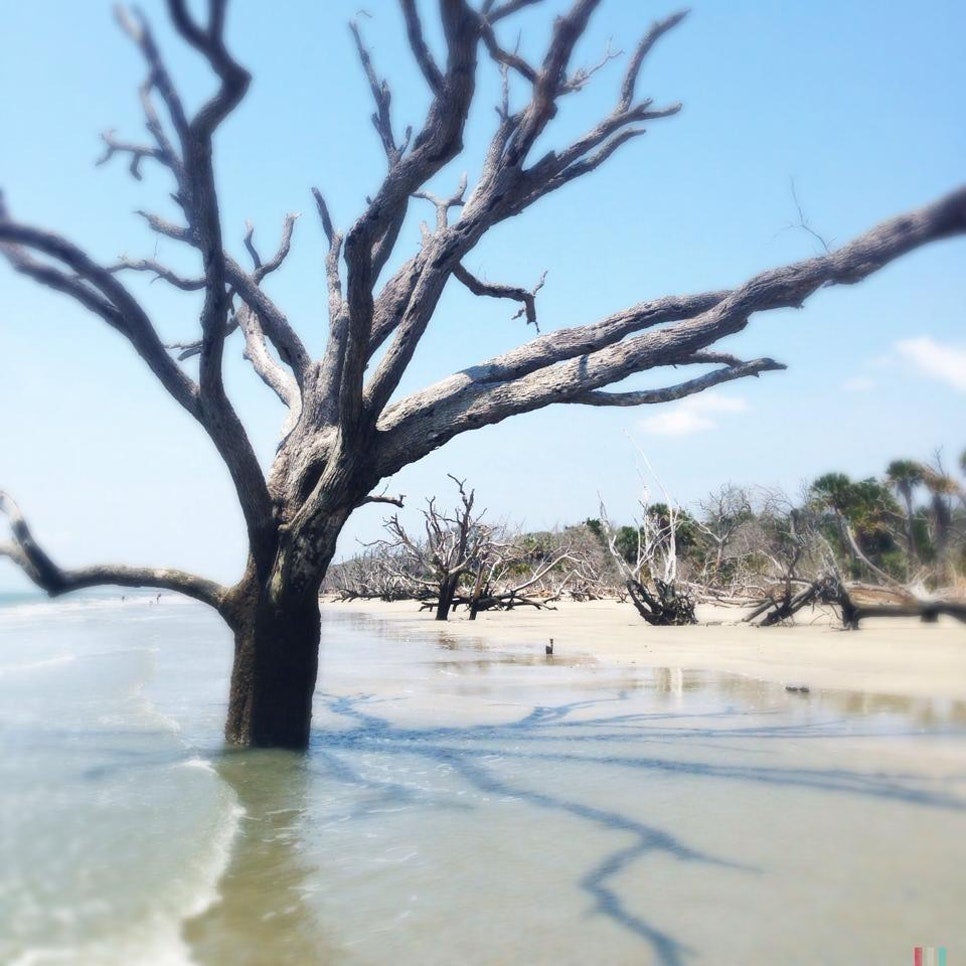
785 685 810 694
546 638 554 656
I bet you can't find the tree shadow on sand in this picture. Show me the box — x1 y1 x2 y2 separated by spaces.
191 688 966 966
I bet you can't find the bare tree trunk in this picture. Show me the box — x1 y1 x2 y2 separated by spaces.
225 590 321 749
221 505 351 750
435 574 459 621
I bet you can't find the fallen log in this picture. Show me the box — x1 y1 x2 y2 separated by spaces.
747 573 966 629
747 574 859 628
853 602 966 625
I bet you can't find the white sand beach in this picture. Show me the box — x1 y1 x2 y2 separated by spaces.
324 598 966 703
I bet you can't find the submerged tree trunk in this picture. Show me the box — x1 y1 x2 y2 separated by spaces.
225 590 322 750
221 501 351 750
435 574 460 621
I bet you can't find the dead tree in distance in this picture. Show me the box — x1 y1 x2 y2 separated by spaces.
2 2 966 748
376 475 496 620
601 494 697 625
461 531 574 618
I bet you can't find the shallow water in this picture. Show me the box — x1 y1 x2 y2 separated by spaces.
1 595 964 964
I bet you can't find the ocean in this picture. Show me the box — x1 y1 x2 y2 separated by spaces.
1 592 964 964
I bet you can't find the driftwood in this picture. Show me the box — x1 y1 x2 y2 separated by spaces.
418 591 555 616
626 578 697 626
747 574 966 629
748 575 859 628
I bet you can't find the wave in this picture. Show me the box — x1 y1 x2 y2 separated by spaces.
0 654 77 679
0 592 192 622
8 776 245 966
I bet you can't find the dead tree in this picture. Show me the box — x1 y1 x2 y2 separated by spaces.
575 520 639 600
741 496 853 627
745 571 861 629
693 484 759 597
376 476 497 621
2 3 965 748
459 533 574 618
601 493 697 626
326 547 421 602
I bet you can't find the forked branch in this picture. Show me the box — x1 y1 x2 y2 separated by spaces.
375 184 966 473
453 264 546 329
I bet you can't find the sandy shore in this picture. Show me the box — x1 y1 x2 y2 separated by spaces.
323 598 966 702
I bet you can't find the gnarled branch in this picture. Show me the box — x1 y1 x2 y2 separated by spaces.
375 185 966 474
0 198 200 416
453 263 546 329
350 18 411 167
570 357 786 406
0 491 226 612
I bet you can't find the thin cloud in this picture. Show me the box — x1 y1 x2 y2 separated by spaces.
896 337 966 392
842 376 876 392
638 391 749 437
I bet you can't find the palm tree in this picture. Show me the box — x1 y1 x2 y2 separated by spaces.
886 459 924 575
920 466 961 583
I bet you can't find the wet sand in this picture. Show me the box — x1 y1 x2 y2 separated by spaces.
322 598 966 702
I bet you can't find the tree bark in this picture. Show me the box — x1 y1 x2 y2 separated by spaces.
221 503 352 750
224 581 322 750
435 574 459 621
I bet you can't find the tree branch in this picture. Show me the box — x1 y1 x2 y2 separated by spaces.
357 491 406 509
359 1 685 419
619 10 688 111
486 0 547 23
243 213 299 283
0 198 200 416
106 256 206 291
336 0 480 434
236 304 301 416
0 491 227 612
453 263 546 329
569 357 786 406
375 185 966 474
95 129 164 181
399 0 444 93
350 18 410 166
108 3 278 563
224 256 311 384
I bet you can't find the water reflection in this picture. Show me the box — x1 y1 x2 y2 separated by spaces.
434 628 966 731
184 751 337 965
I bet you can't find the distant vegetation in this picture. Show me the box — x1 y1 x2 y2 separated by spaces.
325 450 966 628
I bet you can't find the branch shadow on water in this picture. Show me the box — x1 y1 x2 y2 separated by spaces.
285 689 966 966
185 695 966 966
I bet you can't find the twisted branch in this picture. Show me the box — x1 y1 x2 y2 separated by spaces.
0 492 226 611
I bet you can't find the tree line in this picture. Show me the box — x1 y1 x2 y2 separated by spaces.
326 450 966 628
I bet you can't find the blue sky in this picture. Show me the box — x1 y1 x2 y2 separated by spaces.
2 0 964 590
